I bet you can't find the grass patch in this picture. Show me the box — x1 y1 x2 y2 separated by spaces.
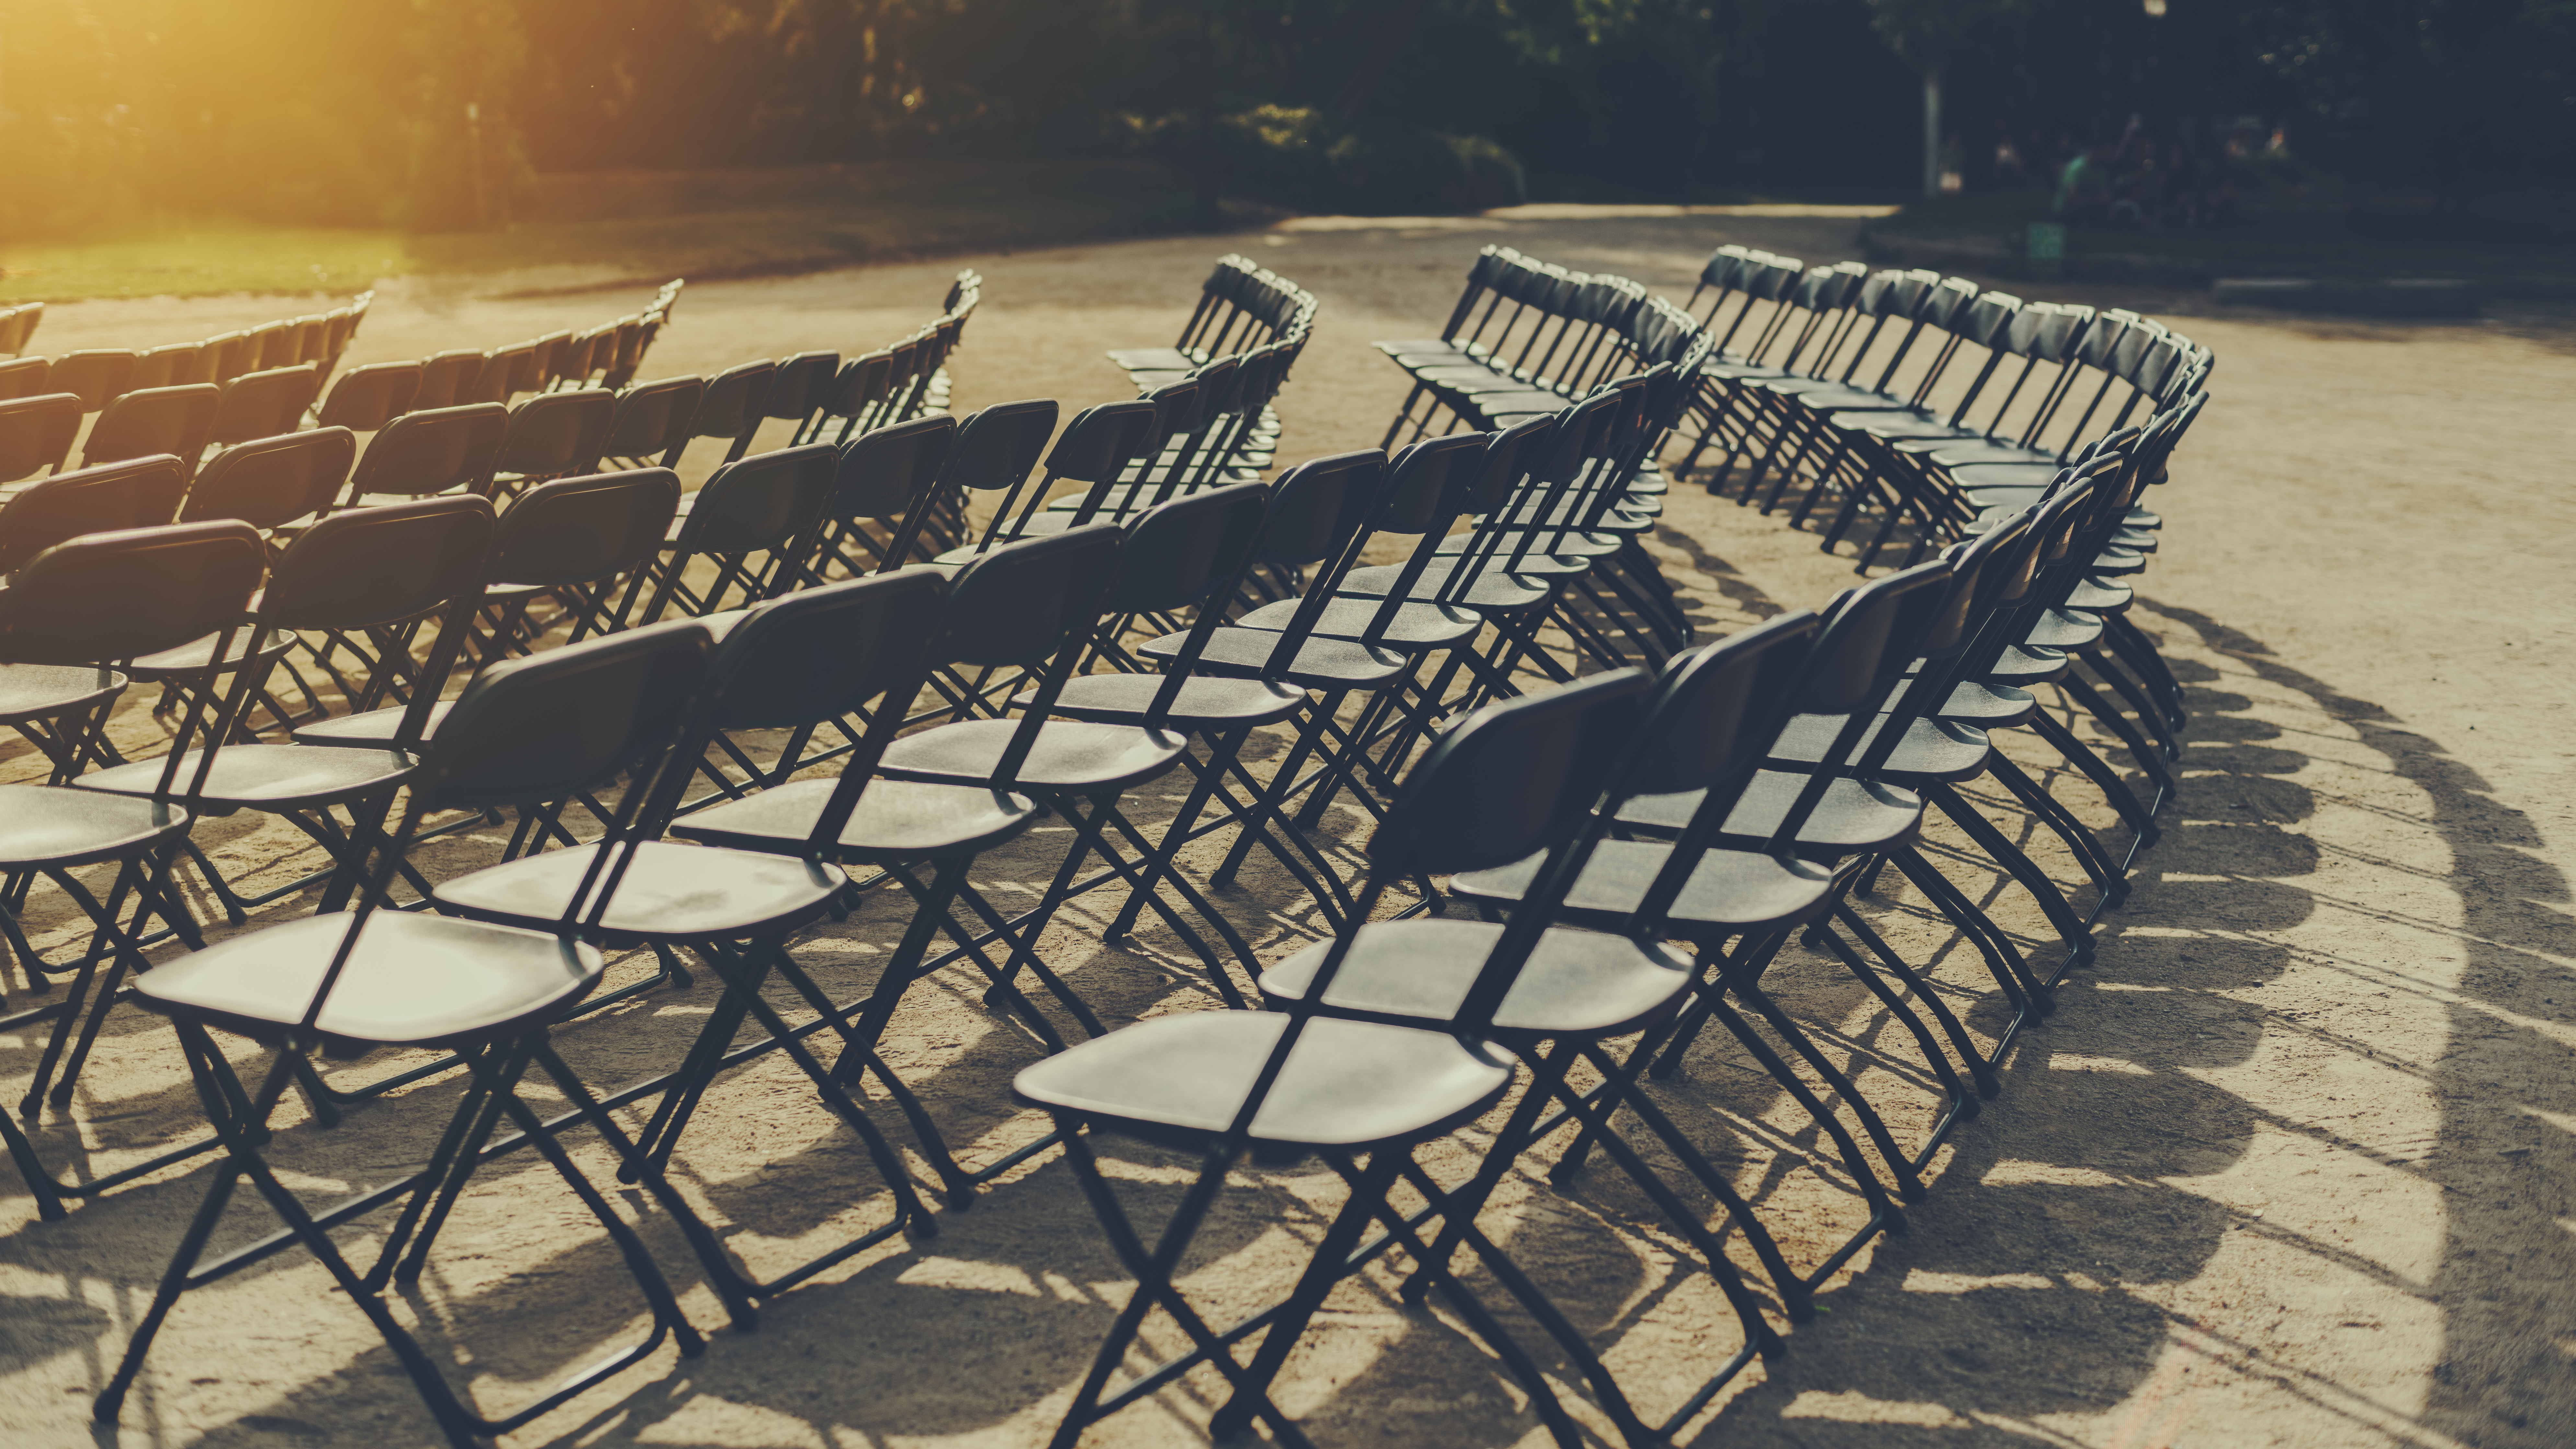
0 159 1234 304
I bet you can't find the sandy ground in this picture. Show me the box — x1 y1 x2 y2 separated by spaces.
2 206 2573 1449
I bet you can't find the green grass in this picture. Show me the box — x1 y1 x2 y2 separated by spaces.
0 159 1236 304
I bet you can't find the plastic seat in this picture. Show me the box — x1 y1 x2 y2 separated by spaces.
345 403 508 503
0 393 82 485
209 365 321 447
80 385 219 471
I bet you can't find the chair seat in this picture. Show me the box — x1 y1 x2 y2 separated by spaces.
1940 680 2037 726
1435 529 1622 560
0 664 124 724
1832 410 1963 441
1375 338 1484 359
1451 840 1836 934
1618 770 1922 854
2068 576 2134 610
1984 645 2069 686
1012 1010 1515 1151
134 911 601 1053
878 719 1186 792
1042 672 1305 728
1755 379 1902 410
1337 562 1550 610
1105 347 1201 371
434 840 839 940
1260 918 1692 1036
1416 366 1534 395
293 700 453 750
1946 462 2063 492
673 777 1038 863
0 783 187 869
1767 712 1991 783
74 744 413 809
1924 440 2053 468
126 627 299 680
2024 607 2105 650
1231 596 1483 649
1136 627 1408 690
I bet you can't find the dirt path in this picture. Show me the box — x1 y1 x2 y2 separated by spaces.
3 209 2572 1449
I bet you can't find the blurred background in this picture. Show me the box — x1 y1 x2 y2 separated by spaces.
1 0 2570 294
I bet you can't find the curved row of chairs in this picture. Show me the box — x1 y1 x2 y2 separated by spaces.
0 252 2214 1448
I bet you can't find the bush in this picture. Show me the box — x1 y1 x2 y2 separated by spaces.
1124 105 1527 216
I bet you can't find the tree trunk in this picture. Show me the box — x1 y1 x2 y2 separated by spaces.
1921 62 1943 200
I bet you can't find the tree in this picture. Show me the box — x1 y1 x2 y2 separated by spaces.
1862 0 2014 197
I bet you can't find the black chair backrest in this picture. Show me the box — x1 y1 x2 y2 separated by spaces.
1102 481 1268 615
0 393 83 483
940 398 1060 495
601 376 705 460
691 360 777 442
673 444 837 555
0 519 266 666
410 620 712 814
211 365 322 445
1047 399 1161 485
53 350 139 412
185 428 358 528
259 496 496 632
1250 451 1383 569
493 468 683 586
319 360 423 431
0 356 48 401
1373 431 1489 536
937 524 1123 669
1624 612 1823 801
1370 669 1652 879
0 455 190 574
833 414 954 519
85 385 220 469
414 349 486 411
497 388 615 476
764 351 841 422
703 568 949 734
349 402 509 499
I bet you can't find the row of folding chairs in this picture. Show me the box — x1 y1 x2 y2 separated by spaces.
0 302 42 356
0 293 372 418
0 369 2211 1445
1670 241 2212 569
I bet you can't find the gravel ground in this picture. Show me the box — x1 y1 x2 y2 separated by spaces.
2 205 2571 1449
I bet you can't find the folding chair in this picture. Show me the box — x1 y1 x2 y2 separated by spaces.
0 454 190 575
131 342 203 391
317 360 423 432
0 522 266 1220
50 350 139 413
489 387 615 497
599 374 704 468
343 402 508 505
80 384 220 472
182 428 357 536
633 444 840 624
0 393 82 486
94 623 730 1449
674 359 778 468
0 355 50 401
1016 668 1660 1449
412 348 487 411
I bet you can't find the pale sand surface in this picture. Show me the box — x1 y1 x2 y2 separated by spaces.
2 210 2572 1448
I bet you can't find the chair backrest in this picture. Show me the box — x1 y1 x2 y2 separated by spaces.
1045 399 1161 487
937 524 1122 669
132 342 202 391
1374 432 1490 537
0 519 265 666
1101 481 1269 615
52 350 140 412
259 496 496 632
348 403 509 500
764 351 841 421
1249 450 1384 569
701 568 949 736
600 375 704 460
1785 558 1955 717
185 428 359 528
690 360 778 443
317 360 423 431
409 620 712 814
670 443 838 556
493 468 683 586
467 342 536 405
1370 669 1651 880
832 413 954 520
0 455 190 573
84 385 221 470
496 388 616 477
0 356 49 402
210 364 323 446
939 398 1060 494
414 349 487 411
1622 611 1823 802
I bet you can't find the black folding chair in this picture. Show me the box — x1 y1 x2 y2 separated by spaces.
82 384 220 472
1016 668 1659 1449
95 622 731 1449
